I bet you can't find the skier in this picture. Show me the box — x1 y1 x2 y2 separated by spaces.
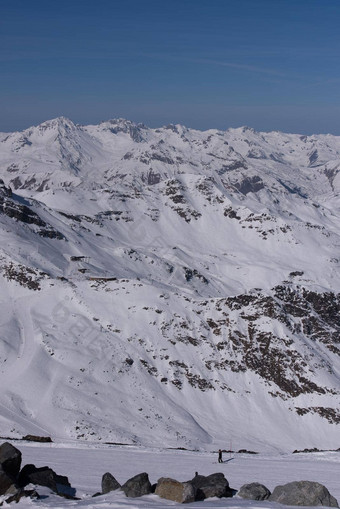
218 449 223 463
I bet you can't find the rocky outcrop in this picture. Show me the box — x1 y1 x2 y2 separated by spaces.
22 435 52 443
0 183 64 239
0 179 12 198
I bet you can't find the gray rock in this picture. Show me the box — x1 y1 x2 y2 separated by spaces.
0 466 16 496
155 477 196 504
0 442 22 477
5 488 40 504
238 482 271 500
189 472 233 500
4 484 21 496
101 472 121 494
121 472 151 498
269 481 338 507
18 463 76 498
22 435 52 443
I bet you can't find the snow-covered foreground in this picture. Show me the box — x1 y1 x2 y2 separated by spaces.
5 440 339 508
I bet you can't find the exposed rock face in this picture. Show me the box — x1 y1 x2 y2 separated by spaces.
121 472 152 498
155 477 196 504
200 286 340 405
101 472 121 494
233 175 264 195
0 260 48 290
0 179 12 197
269 481 339 507
0 442 22 477
0 185 64 239
238 482 271 500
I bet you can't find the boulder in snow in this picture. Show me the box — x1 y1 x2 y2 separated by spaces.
0 466 17 496
189 472 234 500
155 477 196 503
269 480 338 507
238 482 271 500
101 472 121 494
18 463 76 498
121 472 151 497
0 442 22 477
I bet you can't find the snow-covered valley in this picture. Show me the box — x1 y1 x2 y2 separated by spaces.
0 117 339 453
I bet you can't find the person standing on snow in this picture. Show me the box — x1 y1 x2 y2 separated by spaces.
218 449 223 463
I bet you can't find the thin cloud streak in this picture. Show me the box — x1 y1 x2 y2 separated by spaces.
139 52 287 78
192 58 287 77
139 47 340 86
141 52 340 86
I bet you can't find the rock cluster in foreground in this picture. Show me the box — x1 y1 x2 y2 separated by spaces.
99 468 338 506
0 442 338 506
0 442 76 505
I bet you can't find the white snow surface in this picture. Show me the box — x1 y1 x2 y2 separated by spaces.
0 117 339 453
1 440 339 508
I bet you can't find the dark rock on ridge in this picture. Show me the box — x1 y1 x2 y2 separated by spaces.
0 185 65 239
22 435 52 443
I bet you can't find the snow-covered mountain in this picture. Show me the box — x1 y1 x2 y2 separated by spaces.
0 117 339 452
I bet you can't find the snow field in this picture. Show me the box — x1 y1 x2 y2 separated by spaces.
3 441 338 509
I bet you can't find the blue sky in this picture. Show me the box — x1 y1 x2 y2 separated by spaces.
1 0 340 133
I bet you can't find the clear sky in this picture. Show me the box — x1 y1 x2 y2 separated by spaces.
1 0 340 134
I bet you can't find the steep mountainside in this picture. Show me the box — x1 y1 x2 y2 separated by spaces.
0 118 339 452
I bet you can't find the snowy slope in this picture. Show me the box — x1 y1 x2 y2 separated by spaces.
0 118 339 452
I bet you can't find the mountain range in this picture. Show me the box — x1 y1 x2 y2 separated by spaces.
0 117 339 452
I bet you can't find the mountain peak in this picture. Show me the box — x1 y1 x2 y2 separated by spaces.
98 118 147 142
37 116 76 131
